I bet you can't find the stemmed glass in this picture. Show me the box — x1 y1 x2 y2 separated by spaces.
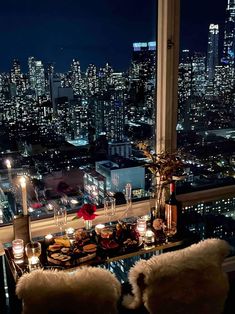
125 183 132 210
104 196 116 226
163 222 177 243
54 206 67 236
25 241 42 271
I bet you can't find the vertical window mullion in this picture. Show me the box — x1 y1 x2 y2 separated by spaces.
156 0 180 154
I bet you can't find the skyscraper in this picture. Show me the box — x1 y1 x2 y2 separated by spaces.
71 59 82 96
222 0 235 66
207 24 219 81
28 57 46 98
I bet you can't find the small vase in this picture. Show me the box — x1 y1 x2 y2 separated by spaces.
84 219 92 230
149 180 169 220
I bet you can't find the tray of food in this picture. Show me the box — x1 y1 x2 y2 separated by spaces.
46 231 98 267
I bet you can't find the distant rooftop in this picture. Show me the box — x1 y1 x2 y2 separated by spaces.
67 139 88 147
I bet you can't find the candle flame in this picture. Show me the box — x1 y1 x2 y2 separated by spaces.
19 176 26 188
5 159 11 169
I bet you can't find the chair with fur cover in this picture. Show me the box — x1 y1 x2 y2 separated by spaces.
16 267 121 314
122 238 230 314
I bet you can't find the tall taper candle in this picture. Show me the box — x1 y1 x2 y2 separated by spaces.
5 159 12 184
20 176 27 216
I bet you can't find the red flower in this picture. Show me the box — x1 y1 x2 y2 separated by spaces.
76 204 97 220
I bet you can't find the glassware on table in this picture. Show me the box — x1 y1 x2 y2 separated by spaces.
136 217 147 237
162 222 177 243
12 239 24 259
25 241 42 271
125 183 132 209
54 206 67 236
104 196 116 225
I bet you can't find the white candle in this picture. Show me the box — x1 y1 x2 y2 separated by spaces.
137 218 146 236
29 256 39 265
144 230 155 244
20 177 28 216
6 159 12 183
45 234 54 245
12 239 24 259
66 228 75 237
95 224 105 235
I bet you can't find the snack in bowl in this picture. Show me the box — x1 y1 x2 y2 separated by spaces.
48 243 63 252
54 237 70 248
83 243 97 253
100 239 119 250
101 227 113 239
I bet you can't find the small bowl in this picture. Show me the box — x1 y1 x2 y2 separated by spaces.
101 227 113 239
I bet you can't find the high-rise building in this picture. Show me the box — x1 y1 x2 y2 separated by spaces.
28 57 46 97
178 50 192 130
222 0 235 66
191 52 206 97
10 59 22 96
130 42 156 82
86 64 98 96
71 59 82 95
207 24 219 81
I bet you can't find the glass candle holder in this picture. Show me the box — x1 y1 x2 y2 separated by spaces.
66 227 75 237
28 256 40 272
12 239 24 259
136 218 147 236
95 224 105 235
44 234 54 246
144 230 155 244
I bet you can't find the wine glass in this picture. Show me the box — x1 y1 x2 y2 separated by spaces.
54 206 67 236
125 183 132 210
104 196 116 226
25 241 42 271
163 222 177 243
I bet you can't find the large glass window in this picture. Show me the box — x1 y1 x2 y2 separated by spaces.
0 0 156 224
178 0 235 194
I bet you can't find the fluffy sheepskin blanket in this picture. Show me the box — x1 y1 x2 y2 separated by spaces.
16 267 121 314
122 238 230 314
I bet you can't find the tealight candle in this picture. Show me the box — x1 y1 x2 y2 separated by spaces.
144 230 155 244
136 218 147 236
28 256 40 272
95 224 105 235
142 215 151 222
45 234 54 246
12 239 24 259
66 227 75 237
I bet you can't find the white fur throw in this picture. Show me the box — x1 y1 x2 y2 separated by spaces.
16 267 121 314
122 238 230 314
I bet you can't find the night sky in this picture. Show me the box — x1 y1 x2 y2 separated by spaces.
0 0 229 73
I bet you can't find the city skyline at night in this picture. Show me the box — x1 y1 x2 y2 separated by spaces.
0 0 230 73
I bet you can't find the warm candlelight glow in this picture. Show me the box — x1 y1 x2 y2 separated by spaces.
5 159 11 169
66 227 75 236
45 234 53 240
19 176 26 188
137 218 147 236
20 176 28 215
144 229 155 244
12 239 24 259
95 223 105 235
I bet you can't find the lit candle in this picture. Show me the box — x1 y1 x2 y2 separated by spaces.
66 228 75 237
45 234 54 246
137 218 146 236
28 256 40 272
29 256 40 265
20 176 28 216
5 159 12 184
144 230 155 244
12 239 24 259
95 224 105 235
